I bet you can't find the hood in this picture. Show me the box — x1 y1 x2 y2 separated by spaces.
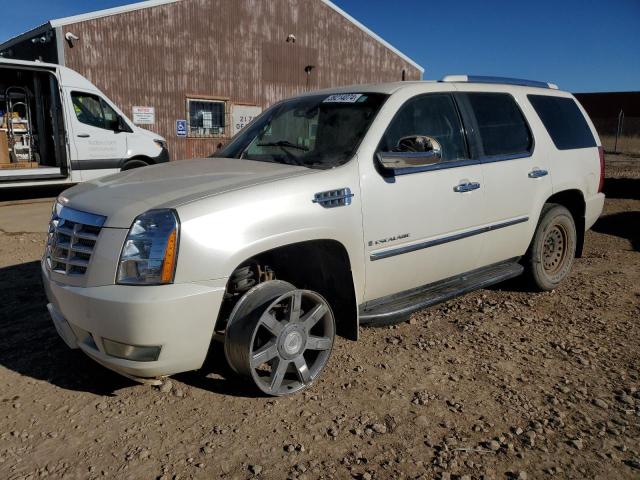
60 158 314 228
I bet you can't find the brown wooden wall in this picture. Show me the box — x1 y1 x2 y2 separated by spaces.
62 0 422 161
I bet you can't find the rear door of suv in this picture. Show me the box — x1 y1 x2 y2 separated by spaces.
454 86 554 265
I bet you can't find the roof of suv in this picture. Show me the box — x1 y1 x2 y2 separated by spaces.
305 79 569 97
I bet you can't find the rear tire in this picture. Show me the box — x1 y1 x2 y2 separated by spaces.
523 203 577 291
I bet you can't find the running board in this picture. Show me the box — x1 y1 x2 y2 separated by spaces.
359 260 523 326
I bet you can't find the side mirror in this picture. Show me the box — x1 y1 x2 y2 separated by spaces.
111 116 130 133
376 136 442 171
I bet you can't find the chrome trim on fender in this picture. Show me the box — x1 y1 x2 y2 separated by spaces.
312 188 354 208
370 216 529 261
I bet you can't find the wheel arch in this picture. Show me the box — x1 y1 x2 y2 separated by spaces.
121 156 154 170
545 189 586 257
219 239 359 341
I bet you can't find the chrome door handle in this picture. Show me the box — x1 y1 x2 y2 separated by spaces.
77 134 90 138
528 169 548 178
453 181 481 193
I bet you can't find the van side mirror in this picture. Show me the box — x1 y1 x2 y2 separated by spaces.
112 116 131 133
376 136 442 171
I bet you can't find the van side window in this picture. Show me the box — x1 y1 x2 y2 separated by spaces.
380 94 467 162
528 95 596 150
71 92 119 130
462 93 532 157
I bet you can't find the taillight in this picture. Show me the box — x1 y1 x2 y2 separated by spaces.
597 146 605 193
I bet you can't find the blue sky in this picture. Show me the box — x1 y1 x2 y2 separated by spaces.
1 0 638 92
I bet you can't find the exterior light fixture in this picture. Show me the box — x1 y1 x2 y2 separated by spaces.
65 32 80 47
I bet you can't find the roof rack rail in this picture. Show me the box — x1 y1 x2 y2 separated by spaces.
441 75 559 90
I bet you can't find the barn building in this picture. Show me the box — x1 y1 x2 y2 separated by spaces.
0 0 423 160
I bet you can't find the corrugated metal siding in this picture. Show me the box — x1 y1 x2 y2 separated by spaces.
62 0 422 161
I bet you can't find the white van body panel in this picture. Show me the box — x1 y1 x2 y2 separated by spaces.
0 59 167 188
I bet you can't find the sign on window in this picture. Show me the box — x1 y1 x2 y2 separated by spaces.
202 111 213 129
232 105 262 136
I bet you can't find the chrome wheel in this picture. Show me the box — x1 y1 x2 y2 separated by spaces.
225 281 335 396
542 224 568 275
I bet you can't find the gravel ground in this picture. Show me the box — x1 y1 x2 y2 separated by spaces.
0 155 638 480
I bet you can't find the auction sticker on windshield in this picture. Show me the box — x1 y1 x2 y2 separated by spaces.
323 94 363 103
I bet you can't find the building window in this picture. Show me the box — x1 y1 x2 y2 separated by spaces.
187 99 226 137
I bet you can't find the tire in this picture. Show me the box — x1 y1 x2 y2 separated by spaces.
121 159 150 171
523 203 577 291
224 280 335 396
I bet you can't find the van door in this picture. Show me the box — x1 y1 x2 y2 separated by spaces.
360 92 487 302
455 88 553 265
65 89 128 178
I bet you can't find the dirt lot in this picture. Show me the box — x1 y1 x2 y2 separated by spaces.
0 155 638 480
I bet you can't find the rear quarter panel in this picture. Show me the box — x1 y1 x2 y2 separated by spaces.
530 92 602 202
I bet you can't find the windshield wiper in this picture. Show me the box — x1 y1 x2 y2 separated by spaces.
256 140 309 151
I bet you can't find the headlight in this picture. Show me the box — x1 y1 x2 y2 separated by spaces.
153 139 167 150
117 209 179 285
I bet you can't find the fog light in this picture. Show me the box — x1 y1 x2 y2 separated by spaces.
102 338 161 362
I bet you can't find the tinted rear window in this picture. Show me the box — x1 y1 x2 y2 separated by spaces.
463 93 533 157
528 95 596 150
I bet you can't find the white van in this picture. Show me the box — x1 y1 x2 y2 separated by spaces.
0 58 168 188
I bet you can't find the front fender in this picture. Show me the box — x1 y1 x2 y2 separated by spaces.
172 163 366 303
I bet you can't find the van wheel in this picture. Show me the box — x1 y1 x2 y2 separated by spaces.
524 203 577 291
224 280 335 396
121 159 149 171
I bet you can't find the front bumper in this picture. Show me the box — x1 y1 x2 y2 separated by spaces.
154 146 170 164
42 263 226 379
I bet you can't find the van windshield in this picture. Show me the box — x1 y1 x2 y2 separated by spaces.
216 93 388 169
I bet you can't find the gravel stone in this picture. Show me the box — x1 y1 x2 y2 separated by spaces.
371 423 387 434
159 381 173 394
487 440 501 451
571 438 584 450
593 398 608 409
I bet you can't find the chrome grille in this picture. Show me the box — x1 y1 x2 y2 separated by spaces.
46 204 106 276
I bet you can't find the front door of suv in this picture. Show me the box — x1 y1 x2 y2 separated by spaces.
454 88 553 265
359 91 487 302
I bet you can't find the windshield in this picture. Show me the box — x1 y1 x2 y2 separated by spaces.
216 93 388 169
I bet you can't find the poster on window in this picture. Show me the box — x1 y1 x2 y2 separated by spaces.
232 105 262 136
202 111 213 129
132 106 155 125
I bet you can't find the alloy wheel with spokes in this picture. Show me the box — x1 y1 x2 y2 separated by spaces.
225 280 335 396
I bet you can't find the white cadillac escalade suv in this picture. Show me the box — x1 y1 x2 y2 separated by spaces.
42 76 605 396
